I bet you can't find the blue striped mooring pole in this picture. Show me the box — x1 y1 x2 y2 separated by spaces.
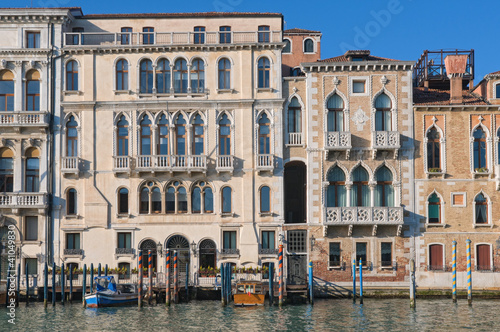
352 258 356 303
466 238 472 305
452 241 457 303
359 258 363 305
308 260 314 305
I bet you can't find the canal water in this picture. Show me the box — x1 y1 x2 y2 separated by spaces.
2 299 500 331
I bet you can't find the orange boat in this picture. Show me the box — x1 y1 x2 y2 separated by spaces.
233 281 265 306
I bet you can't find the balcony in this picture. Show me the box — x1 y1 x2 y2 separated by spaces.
256 154 274 173
287 132 303 146
220 249 240 256
0 111 49 131
325 207 404 226
135 155 207 174
216 155 234 174
0 193 48 212
258 248 279 256
113 156 132 174
371 131 400 159
115 248 135 255
63 30 282 47
324 131 352 158
63 249 84 256
61 157 80 175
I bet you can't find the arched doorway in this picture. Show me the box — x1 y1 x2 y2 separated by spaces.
140 239 157 273
284 161 306 223
199 239 217 269
166 235 190 274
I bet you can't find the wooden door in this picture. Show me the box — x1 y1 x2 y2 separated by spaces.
477 244 491 270
429 244 443 270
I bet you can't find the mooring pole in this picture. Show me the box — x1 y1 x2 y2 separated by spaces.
279 244 284 307
269 262 274 306
44 262 48 308
359 259 363 305
98 263 101 277
410 258 415 308
138 251 143 308
69 268 73 303
16 263 20 307
220 263 225 306
5 269 10 307
25 263 29 306
466 238 472 306
166 249 170 306
61 262 65 305
452 241 457 303
90 263 94 296
82 263 87 307
148 250 152 304
185 263 189 301
52 262 56 306
174 250 178 304
308 260 314 305
352 258 356 303
226 263 231 304
105 264 108 277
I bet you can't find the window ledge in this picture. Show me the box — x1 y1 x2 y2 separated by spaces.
257 88 273 93
65 214 80 220
426 223 447 228
379 266 395 270
63 90 82 96
113 90 132 95
327 266 344 270
473 224 493 228
472 171 492 179
138 93 154 97
116 213 131 219
23 240 41 246
259 212 273 217
425 171 445 179
216 89 234 94
221 212 235 218
304 52 316 55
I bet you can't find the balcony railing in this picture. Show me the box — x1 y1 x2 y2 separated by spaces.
63 249 84 256
171 155 207 172
64 31 282 47
135 155 207 173
372 131 400 150
220 249 240 256
113 156 131 173
61 157 79 174
325 131 352 150
259 248 279 255
0 111 49 128
0 193 48 209
257 154 274 171
216 155 234 173
287 132 302 146
115 248 135 255
325 207 404 225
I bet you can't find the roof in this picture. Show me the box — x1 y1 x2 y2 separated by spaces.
284 28 321 35
485 70 500 79
82 12 282 19
413 87 490 106
319 50 400 62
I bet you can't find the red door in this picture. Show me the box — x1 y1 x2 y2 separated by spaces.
429 244 443 270
476 244 491 271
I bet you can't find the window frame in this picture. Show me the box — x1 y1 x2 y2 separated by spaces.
25 156 39 193
25 71 40 111
380 242 392 268
116 115 129 157
261 230 275 250
0 148 14 193
142 27 154 45
139 59 153 94
222 230 237 249
258 113 271 155
426 192 442 225
221 186 232 214
24 216 38 242
428 243 445 271
66 188 77 216
115 59 129 91
257 57 271 89
218 114 231 155
26 31 41 49
329 242 341 268
258 25 270 43
303 38 315 53
66 232 81 250
194 26 206 44
355 242 368 267
473 192 489 225
117 232 132 249
173 59 188 94
0 70 14 112
120 27 132 45
156 58 171 94
218 58 231 90
219 26 231 44
190 58 205 94
473 127 487 171
283 38 292 54
260 185 271 214
118 187 129 215
65 60 79 91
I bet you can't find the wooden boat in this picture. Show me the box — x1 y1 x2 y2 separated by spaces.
85 276 138 308
233 281 265 306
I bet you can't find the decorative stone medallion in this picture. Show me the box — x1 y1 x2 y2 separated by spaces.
352 106 369 131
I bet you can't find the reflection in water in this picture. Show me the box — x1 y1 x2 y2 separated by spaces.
3 299 500 331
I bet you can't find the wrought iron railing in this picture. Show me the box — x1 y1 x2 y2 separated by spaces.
115 248 135 255
259 248 279 255
221 249 240 255
63 249 84 256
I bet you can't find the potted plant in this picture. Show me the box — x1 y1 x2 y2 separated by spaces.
428 168 441 173
475 167 488 173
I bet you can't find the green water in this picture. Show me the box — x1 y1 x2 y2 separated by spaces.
2 299 500 331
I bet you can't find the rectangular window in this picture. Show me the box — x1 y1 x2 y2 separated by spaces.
329 242 341 267
25 216 38 241
356 242 367 266
381 242 392 267
66 233 80 250
25 258 37 275
223 231 236 249
71 27 84 45
26 32 40 49
496 84 500 99
117 232 131 249
219 26 231 44
194 26 205 44
121 27 132 45
429 244 444 270
258 26 270 43
143 27 154 45
287 230 306 253
261 231 275 250
353 81 365 93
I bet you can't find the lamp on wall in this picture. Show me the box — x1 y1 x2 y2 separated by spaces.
310 235 316 248
191 241 197 257
156 241 163 257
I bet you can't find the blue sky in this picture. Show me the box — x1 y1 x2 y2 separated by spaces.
23 0 498 80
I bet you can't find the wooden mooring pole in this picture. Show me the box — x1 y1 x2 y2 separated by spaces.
269 262 274 306
105 264 108 276
185 263 189 301
166 249 170 306
98 263 101 277
90 263 94 296
16 264 20 307
410 258 415 308
61 262 65 305
69 268 73 303
82 263 87 308
44 262 48 308
220 263 226 306
25 263 29 306
452 241 457 303
51 262 56 306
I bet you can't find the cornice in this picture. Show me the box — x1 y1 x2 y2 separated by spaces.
0 14 69 24
301 61 414 73
0 49 51 56
414 105 500 112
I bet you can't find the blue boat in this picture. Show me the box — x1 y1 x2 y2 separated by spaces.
85 276 138 308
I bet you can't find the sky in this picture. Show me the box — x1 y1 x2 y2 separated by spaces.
15 0 499 80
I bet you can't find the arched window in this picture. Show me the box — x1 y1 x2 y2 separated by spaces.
140 239 157 272
140 187 149 214
0 70 14 111
290 67 303 77
0 148 14 192
427 127 441 170
258 113 271 154
191 59 204 93
166 181 187 214
67 188 77 215
283 39 291 53
327 166 346 207
327 94 344 132
157 114 169 155
428 193 440 224
192 187 201 213
116 116 129 156
304 39 314 53
139 182 161 214
25 70 40 111
351 166 369 207
66 60 78 91
473 127 487 170
166 187 175 213
260 186 271 213
375 166 393 207
116 59 128 91
218 58 231 90
218 114 231 155
178 187 187 213
25 148 39 193
258 58 270 89
192 114 204 155
139 115 152 155
475 193 488 224
66 116 78 157
118 188 128 214
222 186 232 214
199 239 216 269
139 59 153 94
192 182 213 214
205 187 213 213
156 59 171 94
174 59 188 93
175 114 187 155
375 93 392 131
288 97 301 134
152 187 161 214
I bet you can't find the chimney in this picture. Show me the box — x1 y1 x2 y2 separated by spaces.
444 55 468 104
